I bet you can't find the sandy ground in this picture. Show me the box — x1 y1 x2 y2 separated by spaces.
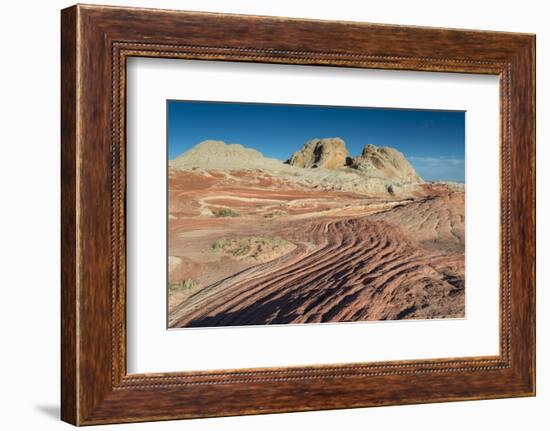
167 168 465 327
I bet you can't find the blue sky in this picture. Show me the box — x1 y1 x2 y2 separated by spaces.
167 100 465 182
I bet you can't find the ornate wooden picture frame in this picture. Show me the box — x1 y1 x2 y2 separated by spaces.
61 4 535 425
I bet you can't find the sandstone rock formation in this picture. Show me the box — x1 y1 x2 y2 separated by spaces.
168 139 462 328
170 139 424 197
287 139 422 183
287 138 352 169
353 144 422 183
170 140 286 171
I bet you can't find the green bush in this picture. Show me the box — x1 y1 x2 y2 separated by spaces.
212 208 240 218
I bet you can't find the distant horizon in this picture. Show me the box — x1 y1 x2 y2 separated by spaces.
168 100 465 182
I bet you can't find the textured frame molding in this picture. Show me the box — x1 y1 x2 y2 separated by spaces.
61 4 535 425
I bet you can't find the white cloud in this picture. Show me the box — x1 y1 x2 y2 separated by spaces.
408 156 465 182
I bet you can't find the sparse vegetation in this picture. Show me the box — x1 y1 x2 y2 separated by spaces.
210 236 295 262
169 279 199 293
264 209 286 219
212 208 240 217
211 238 251 256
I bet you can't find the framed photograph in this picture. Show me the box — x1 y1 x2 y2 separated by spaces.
61 4 536 425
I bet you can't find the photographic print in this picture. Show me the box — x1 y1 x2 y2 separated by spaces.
167 101 465 328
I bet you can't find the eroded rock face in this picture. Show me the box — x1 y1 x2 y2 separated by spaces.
170 140 286 171
353 144 423 183
169 139 423 197
287 138 352 169
287 139 422 183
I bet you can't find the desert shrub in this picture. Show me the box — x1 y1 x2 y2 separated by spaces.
169 279 198 292
210 236 293 262
211 238 250 256
212 208 240 217
264 209 286 219
210 239 224 250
